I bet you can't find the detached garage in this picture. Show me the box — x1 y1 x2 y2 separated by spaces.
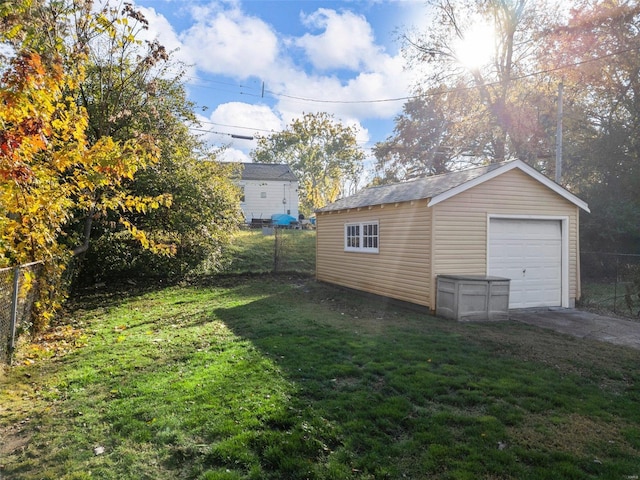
315 160 590 311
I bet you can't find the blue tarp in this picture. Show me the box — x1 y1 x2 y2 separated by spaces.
271 214 297 226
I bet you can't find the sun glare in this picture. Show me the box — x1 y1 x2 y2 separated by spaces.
454 21 496 70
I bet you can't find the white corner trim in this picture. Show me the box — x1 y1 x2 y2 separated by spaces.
428 160 590 213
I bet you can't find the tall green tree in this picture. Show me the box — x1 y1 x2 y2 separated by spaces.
372 84 515 182
63 0 243 279
1 0 242 329
251 112 364 214
81 132 243 281
387 0 639 254
68 1 180 256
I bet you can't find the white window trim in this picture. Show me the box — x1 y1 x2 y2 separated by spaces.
344 221 379 253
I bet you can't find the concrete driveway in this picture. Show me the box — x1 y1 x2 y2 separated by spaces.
509 308 640 350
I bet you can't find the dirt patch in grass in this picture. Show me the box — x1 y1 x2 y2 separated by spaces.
0 420 33 459
0 320 89 473
0 372 42 475
510 413 638 457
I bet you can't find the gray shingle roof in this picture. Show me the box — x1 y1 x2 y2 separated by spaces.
317 162 507 212
241 163 297 181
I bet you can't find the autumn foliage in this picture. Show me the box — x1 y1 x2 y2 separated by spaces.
0 47 169 330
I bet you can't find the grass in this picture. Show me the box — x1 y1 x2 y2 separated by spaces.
222 229 316 275
2 275 640 479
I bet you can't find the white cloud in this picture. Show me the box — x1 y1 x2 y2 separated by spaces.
179 4 279 78
129 0 415 158
135 5 193 78
266 53 411 120
173 4 411 122
251 8 413 122
295 8 382 71
193 102 283 159
207 101 283 134
217 147 250 163
136 6 184 58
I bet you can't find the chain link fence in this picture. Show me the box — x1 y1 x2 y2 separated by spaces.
580 252 640 318
222 228 316 275
272 228 316 274
0 261 43 364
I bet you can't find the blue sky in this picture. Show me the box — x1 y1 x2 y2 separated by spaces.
132 0 430 172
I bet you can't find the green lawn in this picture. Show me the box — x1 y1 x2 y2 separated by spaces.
222 229 316 275
2 276 640 479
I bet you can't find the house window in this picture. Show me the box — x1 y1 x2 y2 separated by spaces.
345 221 379 253
362 223 378 249
346 224 360 249
261 192 267 199
239 186 245 203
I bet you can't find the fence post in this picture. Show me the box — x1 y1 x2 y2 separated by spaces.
614 255 619 314
273 228 280 273
9 265 20 352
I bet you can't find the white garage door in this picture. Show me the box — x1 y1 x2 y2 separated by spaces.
488 219 562 308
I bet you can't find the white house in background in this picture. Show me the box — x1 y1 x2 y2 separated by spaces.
238 163 299 223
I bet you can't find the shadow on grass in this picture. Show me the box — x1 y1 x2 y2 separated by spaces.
213 283 640 479
4 276 640 480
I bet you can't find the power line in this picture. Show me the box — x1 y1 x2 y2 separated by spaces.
190 127 257 139
189 126 372 148
189 45 640 107
184 75 262 93
185 45 639 145
193 119 274 133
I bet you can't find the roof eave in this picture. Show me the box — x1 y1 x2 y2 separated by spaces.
241 177 297 181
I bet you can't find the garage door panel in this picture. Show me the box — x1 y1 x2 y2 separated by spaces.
492 219 560 235
489 219 562 308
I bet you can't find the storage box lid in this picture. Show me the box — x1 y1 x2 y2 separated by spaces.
437 274 510 282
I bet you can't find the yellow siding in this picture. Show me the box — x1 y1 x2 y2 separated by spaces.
316 201 432 307
317 168 582 310
430 168 580 308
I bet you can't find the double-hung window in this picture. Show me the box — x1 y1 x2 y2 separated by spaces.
344 221 379 253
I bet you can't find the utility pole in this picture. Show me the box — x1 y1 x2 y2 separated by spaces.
555 81 563 184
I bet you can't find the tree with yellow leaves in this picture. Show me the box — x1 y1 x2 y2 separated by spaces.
0 2 170 330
